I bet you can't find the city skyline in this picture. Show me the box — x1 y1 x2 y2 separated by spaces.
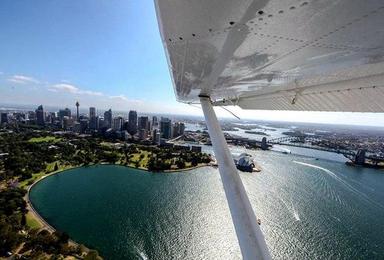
1 1 384 126
0 102 188 144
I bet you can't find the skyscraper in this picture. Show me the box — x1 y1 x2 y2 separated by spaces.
104 109 112 128
0 113 8 124
35 105 45 126
138 116 149 139
89 107 96 118
89 107 98 130
58 108 71 120
112 117 123 131
138 116 149 131
152 116 158 128
160 117 172 139
172 122 185 137
128 110 138 136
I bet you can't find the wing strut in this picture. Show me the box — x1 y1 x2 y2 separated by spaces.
200 96 271 260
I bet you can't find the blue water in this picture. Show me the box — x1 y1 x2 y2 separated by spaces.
30 151 384 259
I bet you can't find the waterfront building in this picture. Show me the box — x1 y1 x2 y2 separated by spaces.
104 109 112 128
128 110 138 136
35 105 45 126
172 122 185 138
160 117 172 139
191 146 202 153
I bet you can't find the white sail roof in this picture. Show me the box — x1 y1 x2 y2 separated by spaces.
155 0 384 112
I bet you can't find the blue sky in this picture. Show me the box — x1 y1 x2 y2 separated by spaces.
0 0 169 97
1 0 384 126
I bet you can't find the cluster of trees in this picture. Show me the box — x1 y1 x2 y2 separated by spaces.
1 129 212 181
0 187 27 255
134 145 212 171
0 132 55 180
0 130 124 182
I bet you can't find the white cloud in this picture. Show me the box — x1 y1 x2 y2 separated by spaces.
7 75 39 84
109 95 128 101
49 83 103 96
49 83 78 93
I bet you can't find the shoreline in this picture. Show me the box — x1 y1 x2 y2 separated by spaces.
24 162 212 249
25 165 85 249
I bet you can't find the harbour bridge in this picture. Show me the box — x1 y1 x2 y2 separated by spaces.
266 136 383 165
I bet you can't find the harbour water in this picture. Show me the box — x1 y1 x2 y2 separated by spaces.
30 149 384 259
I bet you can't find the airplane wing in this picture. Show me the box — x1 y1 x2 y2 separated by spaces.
155 0 384 112
154 1 384 259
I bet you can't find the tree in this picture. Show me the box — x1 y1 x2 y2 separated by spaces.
54 162 59 171
176 159 186 169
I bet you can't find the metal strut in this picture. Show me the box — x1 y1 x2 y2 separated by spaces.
200 96 271 260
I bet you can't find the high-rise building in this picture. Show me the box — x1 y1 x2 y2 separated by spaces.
89 107 96 118
62 116 74 130
104 109 112 128
46 112 56 125
160 117 172 139
0 113 8 124
80 119 89 133
98 117 106 129
58 108 71 120
152 128 161 144
128 110 138 136
112 117 123 131
152 116 158 128
35 105 45 126
138 116 149 130
89 107 98 130
138 129 148 140
172 122 185 137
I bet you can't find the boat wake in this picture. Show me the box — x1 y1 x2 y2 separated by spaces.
134 246 148 260
279 197 301 221
293 209 300 221
293 161 384 211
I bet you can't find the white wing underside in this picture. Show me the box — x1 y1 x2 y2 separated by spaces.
155 0 384 112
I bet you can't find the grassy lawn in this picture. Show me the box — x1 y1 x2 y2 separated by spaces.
26 211 42 229
19 172 46 189
129 150 150 168
28 136 61 143
19 161 71 189
100 141 113 147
